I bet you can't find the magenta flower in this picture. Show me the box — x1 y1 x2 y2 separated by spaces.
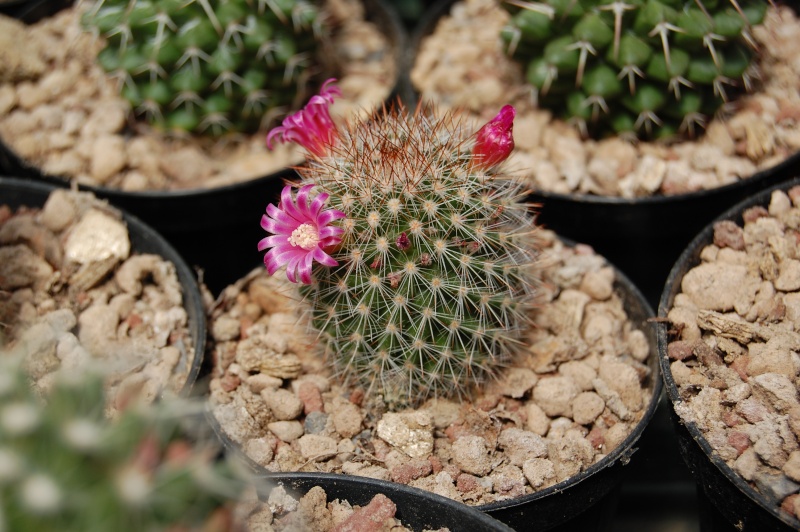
472 105 516 169
266 78 342 157
258 184 346 284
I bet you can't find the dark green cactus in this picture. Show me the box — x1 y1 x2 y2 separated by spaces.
501 0 768 139
81 0 325 136
0 355 256 531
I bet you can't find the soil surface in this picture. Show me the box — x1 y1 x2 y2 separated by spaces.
0 0 397 191
207 229 655 506
410 0 800 197
666 185 800 524
0 188 196 416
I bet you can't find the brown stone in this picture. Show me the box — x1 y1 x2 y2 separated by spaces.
331 494 396 532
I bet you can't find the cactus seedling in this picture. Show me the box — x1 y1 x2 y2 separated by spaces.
262 80 540 406
0 355 257 531
501 0 769 140
81 0 325 135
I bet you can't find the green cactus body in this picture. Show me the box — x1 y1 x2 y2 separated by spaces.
0 357 251 531
296 109 540 406
502 0 768 139
82 0 324 135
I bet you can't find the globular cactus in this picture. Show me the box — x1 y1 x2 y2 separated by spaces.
0 355 255 531
501 0 769 139
260 80 540 406
81 0 325 135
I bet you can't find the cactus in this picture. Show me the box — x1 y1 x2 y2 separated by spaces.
261 80 540 406
500 0 769 139
81 0 325 135
0 355 256 531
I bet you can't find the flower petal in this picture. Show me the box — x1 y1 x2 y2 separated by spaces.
297 252 315 285
265 79 341 156
316 209 346 227
312 247 339 268
473 105 516 169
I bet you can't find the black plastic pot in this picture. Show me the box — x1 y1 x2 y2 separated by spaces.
207 238 662 532
0 0 411 297
0 175 206 396
261 471 514 532
0 0 69 22
657 177 800 531
407 0 800 310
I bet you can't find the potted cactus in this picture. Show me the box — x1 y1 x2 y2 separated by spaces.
502 0 766 140
0 0 406 294
205 79 661 530
408 0 800 307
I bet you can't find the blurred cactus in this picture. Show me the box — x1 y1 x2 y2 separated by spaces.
501 0 769 139
0 355 256 531
81 0 325 135
261 81 540 406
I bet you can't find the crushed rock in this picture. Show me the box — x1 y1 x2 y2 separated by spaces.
666 185 800 523
238 484 451 532
0 188 196 415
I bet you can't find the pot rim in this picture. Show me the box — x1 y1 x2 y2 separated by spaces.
657 176 800 530
258 470 515 532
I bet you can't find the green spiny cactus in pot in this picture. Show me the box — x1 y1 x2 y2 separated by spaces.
80 0 325 136
260 79 541 407
0 355 258 531
500 0 769 140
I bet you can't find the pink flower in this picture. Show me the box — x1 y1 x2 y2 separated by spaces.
266 78 342 157
472 105 516 169
258 184 345 284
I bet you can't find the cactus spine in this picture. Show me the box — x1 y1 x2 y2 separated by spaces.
501 0 768 139
81 0 325 135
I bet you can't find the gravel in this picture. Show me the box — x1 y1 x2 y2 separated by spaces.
665 185 800 523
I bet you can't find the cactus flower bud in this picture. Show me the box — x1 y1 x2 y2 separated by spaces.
258 184 346 284
472 105 516 169
266 78 342 156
